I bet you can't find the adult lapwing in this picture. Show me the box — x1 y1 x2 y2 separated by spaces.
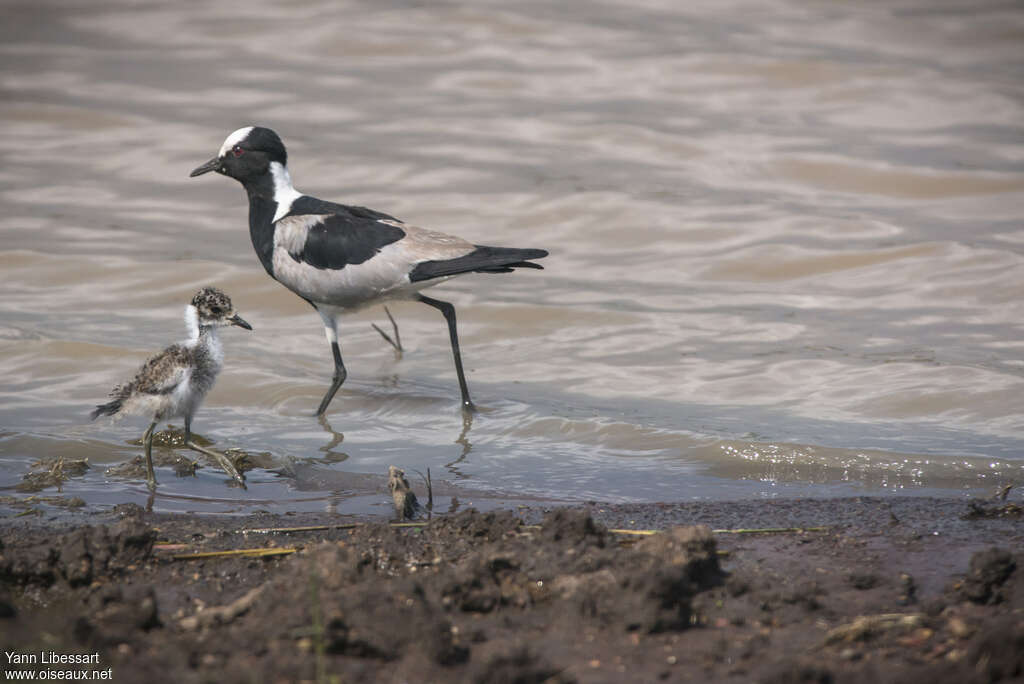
190 126 547 415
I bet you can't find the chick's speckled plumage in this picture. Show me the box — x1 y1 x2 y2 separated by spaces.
92 288 243 422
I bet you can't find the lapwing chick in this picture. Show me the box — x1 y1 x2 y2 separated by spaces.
91 287 252 491
191 126 548 416
388 465 420 520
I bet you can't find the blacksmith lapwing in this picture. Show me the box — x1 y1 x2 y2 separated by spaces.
91 287 252 490
190 126 548 415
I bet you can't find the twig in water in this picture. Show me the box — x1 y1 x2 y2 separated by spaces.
411 468 433 517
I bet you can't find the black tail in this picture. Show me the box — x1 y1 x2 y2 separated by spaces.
90 399 123 421
408 246 548 282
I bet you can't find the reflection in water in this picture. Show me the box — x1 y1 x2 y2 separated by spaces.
324 491 344 516
316 414 349 464
445 410 475 476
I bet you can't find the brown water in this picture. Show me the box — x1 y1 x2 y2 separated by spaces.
2 0 1023 514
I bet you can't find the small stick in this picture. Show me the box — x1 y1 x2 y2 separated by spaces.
712 526 830 534
153 544 190 552
410 468 433 514
426 468 433 511
172 547 297 560
179 585 265 630
606 526 830 536
242 524 360 535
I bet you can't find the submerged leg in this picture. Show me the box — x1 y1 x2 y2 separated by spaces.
316 310 347 416
142 421 158 491
371 306 403 354
184 415 246 488
417 294 475 411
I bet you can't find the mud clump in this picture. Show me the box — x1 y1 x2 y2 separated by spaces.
963 499 1022 520
322 580 465 665
1 520 155 588
471 647 574 684
615 525 721 632
17 457 90 493
958 548 1017 605
438 508 526 544
74 585 160 647
540 508 607 548
966 617 1024 682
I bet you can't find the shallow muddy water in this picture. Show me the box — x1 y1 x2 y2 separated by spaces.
1 0 1023 514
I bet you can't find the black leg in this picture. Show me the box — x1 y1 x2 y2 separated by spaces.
417 294 474 411
143 421 158 491
317 340 348 416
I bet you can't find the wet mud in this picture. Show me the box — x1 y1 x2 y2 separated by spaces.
1 497 1022 683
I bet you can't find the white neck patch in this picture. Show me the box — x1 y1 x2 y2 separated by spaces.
218 126 255 158
270 161 303 222
183 304 200 342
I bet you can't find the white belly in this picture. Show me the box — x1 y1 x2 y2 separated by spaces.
270 242 454 310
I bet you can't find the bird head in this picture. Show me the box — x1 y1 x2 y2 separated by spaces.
189 287 252 331
190 126 287 183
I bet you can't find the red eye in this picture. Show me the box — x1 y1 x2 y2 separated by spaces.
232 146 244 157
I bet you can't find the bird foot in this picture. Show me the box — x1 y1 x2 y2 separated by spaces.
371 306 403 354
186 441 247 490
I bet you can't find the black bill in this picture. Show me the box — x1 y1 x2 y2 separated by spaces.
229 314 253 330
189 157 220 177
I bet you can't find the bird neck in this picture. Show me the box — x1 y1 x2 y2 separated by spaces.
184 304 220 344
193 325 225 372
183 304 225 370
245 162 302 277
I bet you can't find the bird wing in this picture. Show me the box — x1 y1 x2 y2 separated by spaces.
276 196 544 282
289 196 400 223
129 345 191 396
276 197 408 270
407 245 548 282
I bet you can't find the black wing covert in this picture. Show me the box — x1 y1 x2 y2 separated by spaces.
289 213 406 270
288 196 400 222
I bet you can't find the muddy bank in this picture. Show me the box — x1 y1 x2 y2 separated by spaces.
1 496 1022 683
